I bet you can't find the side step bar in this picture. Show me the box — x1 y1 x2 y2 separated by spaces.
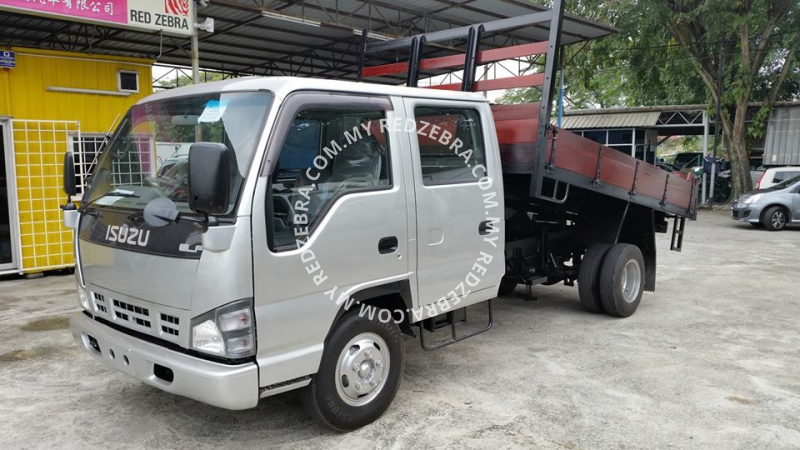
419 300 493 351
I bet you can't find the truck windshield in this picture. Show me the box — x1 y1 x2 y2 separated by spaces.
83 91 273 215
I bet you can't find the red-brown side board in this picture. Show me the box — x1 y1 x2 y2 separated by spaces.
491 103 694 213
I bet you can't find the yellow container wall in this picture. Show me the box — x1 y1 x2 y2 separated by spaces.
0 48 153 129
1 48 154 273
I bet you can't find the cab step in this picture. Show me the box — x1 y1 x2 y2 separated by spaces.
419 300 493 351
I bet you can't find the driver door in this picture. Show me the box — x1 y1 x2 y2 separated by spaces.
250 92 409 386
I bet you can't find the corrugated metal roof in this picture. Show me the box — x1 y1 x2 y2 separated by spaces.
764 106 800 166
560 112 660 129
0 0 616 83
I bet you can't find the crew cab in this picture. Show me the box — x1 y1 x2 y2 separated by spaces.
63 6 696 431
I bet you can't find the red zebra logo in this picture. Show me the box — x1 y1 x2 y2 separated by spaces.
165 0 190 16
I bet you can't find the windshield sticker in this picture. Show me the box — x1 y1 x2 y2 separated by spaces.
94 196 122 206
198 99 230 123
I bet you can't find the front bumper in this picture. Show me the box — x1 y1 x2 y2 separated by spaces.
70 312 259 410
730 202 764 223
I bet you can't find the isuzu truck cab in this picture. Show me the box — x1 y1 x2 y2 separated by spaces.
65 6 696 431
68 77 509 429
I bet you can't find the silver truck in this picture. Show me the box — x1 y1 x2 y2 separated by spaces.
62 6 696 431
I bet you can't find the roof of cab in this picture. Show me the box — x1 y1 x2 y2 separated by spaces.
138 76 489 105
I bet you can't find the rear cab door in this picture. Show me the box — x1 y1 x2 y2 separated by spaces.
401 97 505 317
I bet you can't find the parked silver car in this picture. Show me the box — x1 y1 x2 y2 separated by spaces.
731 174 800 231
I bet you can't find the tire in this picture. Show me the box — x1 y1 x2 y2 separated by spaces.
498 278 517 297
302 310 405 431
762 206 788 231
578 244 611 314
599 244 645 318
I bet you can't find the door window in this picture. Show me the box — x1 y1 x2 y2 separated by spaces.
270 109 391 249
413 106 486 185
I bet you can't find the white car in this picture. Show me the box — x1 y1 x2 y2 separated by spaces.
755 166 800 190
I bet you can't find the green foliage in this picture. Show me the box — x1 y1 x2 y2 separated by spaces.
499 0 798 115
499 0 709 107
646 0 799 195
155 70 229 89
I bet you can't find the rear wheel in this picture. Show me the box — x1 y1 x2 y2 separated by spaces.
763 206 788 231
599 244 645 318
302 311 404 431
578 244 611 314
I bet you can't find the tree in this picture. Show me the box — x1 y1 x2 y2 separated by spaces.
499 0 799 198
154 69 229 90
499 0 709 109
653 0 799 196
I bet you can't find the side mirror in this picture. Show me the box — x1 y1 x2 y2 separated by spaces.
188 143 231 215
63 152 77 197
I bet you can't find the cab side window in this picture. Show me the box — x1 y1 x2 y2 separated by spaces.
270 109 391 249
413 106 486 185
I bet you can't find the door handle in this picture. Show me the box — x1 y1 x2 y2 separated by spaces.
378 236 398 254
479 220 494 236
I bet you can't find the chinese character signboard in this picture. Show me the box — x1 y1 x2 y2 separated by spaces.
0 0 195 37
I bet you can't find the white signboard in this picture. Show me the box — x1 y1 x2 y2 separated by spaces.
0 0 195 37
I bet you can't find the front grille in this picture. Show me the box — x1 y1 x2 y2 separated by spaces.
732 209 750 219
93 293 107 313
160 313 180 337
89 288 185 344
111 299 152 330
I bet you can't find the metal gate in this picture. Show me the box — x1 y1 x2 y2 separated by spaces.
10 119 80 273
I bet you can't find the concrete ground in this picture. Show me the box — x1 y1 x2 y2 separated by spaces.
1 210 798 449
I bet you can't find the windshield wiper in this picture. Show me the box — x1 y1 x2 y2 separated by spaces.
83 189 140 209
84 115 127 185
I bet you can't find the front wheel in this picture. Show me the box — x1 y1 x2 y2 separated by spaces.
302 310 405 431
763 206 788 231
599 244 645 318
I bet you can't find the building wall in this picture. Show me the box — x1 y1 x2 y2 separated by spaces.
0 47 153 128
0 47 153 273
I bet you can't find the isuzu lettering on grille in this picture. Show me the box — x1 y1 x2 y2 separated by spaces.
105 225 151 247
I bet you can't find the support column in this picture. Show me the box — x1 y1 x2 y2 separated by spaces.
191 6 200 85
702 111 709 204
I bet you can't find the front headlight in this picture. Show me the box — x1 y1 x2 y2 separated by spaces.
77 282 90 311
191 299 255 358
744 194 763 204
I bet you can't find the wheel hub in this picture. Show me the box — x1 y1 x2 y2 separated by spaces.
621 259 642 304
773 211 786 228
335 332 390 406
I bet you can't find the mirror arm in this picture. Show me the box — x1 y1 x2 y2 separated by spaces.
187 214 219 233
148 206 221 233
156 212 219 233
60 202 77 212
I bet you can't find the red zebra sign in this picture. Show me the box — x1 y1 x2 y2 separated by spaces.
0 0 195 36
165 0 190 17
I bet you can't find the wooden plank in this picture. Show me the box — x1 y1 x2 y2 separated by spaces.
490 103 695 211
